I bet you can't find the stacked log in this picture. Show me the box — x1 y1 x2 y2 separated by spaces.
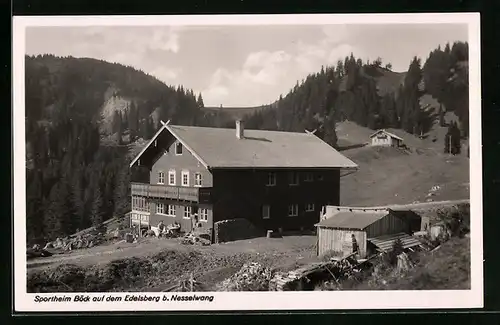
216 262 272 291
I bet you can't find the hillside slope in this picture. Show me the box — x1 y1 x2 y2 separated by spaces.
339 65 406 97
25 55 204 136
337 121 469 206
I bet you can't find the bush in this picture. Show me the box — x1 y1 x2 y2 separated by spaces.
383 238 405 266
321 250 343 261
436 204 470 238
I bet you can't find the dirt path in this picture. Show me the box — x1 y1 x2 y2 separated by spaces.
27 235 317 271
27 235 319 292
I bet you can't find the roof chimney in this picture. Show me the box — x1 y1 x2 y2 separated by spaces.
236 120 244 139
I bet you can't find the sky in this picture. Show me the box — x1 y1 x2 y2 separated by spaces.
25 23 468 107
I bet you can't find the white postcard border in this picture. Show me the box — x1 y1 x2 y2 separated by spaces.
13 13 483 312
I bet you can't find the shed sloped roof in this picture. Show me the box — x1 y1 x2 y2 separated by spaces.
368 232 423 252
316 211 388 230
155 124 358 169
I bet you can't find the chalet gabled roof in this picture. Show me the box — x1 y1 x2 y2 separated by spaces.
369 129 404 141
130 121 358 170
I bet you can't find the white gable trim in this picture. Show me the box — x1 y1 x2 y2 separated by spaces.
369 129 403 141
165 122 210 170
129 120 210 170
129 120 170 168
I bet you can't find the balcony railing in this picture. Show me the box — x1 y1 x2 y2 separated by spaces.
131 182 212 203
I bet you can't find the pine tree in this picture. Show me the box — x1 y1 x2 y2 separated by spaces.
114 163 131 216
400 57 423 134
43 181 72 240
321 113 338 148
116 114 124 145
451 121 462 154
111 111 121 134
129 101 138 142
444 122 462 155
196 93 204 109
122 109 128 130
90 183 104 226
70 168 85 231
438 104 445 127
26 168 45 244
336 60 344 78
444 122 453 154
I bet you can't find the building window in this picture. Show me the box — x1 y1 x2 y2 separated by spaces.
167 205 176 216
194 172 203 187
175 142 183 155
182 170 190 186
158 171 165 184
262 205 270 219
183 206 192 219
288 172 299 186
304 172 314 182
156 202 165 214
288 204 298 217
132 197 148 212
266 172 276 186
168 170 176 185
199 208 208 222
306 203 315 212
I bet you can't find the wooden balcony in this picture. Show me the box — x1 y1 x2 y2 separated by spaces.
131 182 212 203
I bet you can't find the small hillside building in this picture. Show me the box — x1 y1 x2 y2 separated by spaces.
316 206 422 258
369 129 404 147
129 120 358 242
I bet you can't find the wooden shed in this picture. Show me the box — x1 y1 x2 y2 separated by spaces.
315 208 413 258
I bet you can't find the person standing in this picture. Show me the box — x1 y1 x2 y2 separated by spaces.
351 234 359 255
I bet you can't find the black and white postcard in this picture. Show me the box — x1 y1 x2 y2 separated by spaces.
13 13 482 312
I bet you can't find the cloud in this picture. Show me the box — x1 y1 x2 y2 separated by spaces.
321 24 350 44
327 43 358 64
202 51 293 106
26 24 468 107
26 26 183 70
203 85 230 105
149 27 181 53
149 67 182 84
292 26 354 72
200 27 363 106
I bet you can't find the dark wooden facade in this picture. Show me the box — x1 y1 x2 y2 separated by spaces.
211 168 340 232
131 129 343 239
